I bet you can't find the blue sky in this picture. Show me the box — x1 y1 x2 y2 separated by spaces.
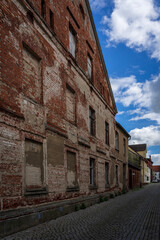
89 0 160 165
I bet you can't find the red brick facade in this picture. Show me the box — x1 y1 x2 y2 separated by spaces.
0 0 128 218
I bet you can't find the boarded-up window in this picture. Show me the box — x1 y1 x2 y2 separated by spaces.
67 151 77 188
47 134 64 167
23 44 41 103
66 85 76 123
69 25 76 58
25 140 43 190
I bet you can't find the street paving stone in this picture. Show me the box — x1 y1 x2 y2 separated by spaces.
2 184 160 240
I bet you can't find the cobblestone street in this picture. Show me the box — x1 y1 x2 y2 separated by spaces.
2 184 160 240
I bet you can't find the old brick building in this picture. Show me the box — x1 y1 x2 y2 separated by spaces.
0 0 130 236
128 147 141 189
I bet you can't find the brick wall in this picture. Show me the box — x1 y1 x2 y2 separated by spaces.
0 0 127 213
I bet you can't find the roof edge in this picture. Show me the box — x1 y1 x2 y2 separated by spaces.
116 121 130 138
85 0 117 114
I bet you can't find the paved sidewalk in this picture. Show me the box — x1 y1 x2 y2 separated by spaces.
2 184 160 240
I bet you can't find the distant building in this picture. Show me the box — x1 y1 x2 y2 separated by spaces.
115 122 131 190
129 144 152 184
152 166 160 182
146 156 153 183
128 147 141 189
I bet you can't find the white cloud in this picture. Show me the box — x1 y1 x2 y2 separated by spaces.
129 126 160 146
130 112 160 125
150 75 160 113
152 154 160 165
111 74 160 123
117 111 124 115
128 108 144 115
110 75 151 107
110 75 136 93
89 0 107 11
103 0 160 60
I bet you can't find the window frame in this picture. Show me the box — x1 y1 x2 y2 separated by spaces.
24 138 47 195
69 24 76 58
105 121 109 145
123 138 126 156
105 162 109 186
89 106 96 136
87 54 93 81
66 84 76 125
90 158 95 186
49 9 54 30
66 150 79 191
116 165 118 185
115 130 119 150
41 0 46 19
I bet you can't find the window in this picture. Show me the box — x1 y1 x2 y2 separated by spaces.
27 11 34 24
25 139 45 192
69 24 76 58
88 54 92 81
105 162 109 185
89 107 95 136
23 43 41 103
115 131 119 150
79 4 85 20
50 10 54 30
116 165 118 185
123 138 126 156
41 0 46 18
90 158 95 185
100 82 104 95
105 122 109 145
66 84 76 123
67 151 77 188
